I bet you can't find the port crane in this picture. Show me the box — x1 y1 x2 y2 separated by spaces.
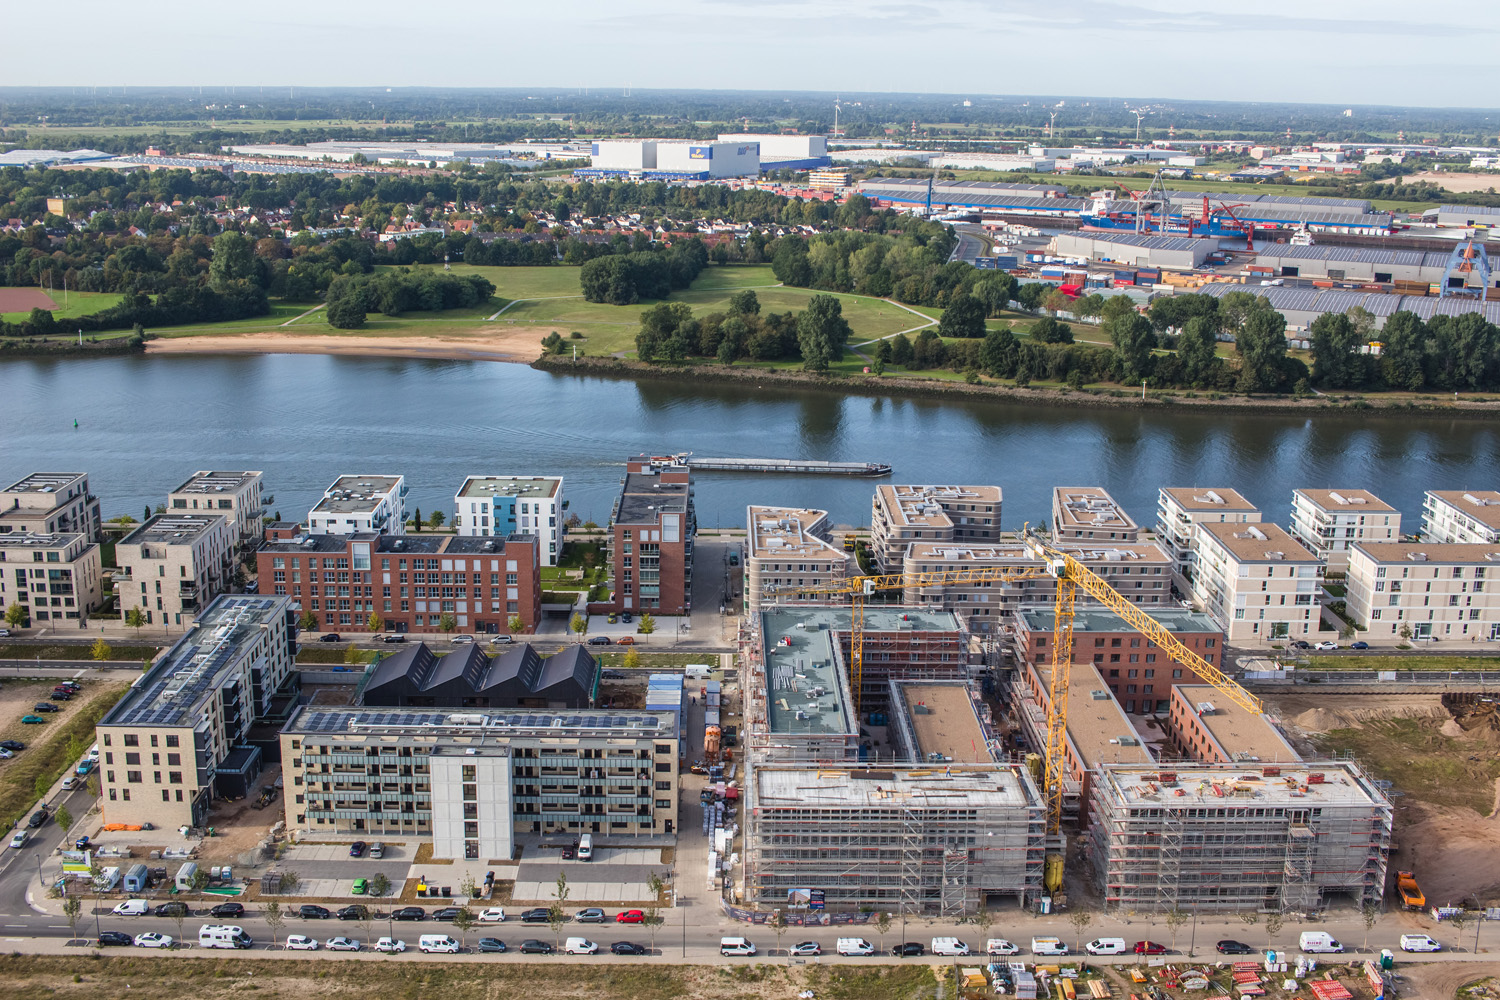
770 526 1262 866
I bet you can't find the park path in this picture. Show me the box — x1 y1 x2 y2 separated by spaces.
280 304 326 326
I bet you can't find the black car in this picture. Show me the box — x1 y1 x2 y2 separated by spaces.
1216 940 1254 955
586 636 612 646
520 908 551 923
50 691 73 701
348 840 367 857
98 931 132 947
601 670 627 680
337 905 369 921
319 633 342 643
33 702 59 713
27 808 47 828
383 634 407 643
0 741 23 751
392 906 426 922
154 902 189 918
1290 640 1311 650
432 907 466 922
298 904 331 919
620 613 633 623
892 942 926 957
519 940 553 954
611 941 647 956
210 902 245 919
477 938 507 953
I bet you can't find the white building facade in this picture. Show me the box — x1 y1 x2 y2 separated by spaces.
453 476 565 566
1345 542 1500 642
1421 491 1500 545
308 475 408 535
1288 489 1401 573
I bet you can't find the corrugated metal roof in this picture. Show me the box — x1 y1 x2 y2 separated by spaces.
1440 204 1500 216
1197 283 1499 323
1254 245 1442 268
1068 232 1208 252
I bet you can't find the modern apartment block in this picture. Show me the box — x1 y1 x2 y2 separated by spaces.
870 484 1003 571
743 506 846 615
115 514 237 627
0 532 103 628
1052 487 1140 543
899 539 1173 631
1288 489 1401 573
0 472 101 541
1155 487 1261 588
279 706 681 858
1087 761 1392 913
453 476 565 566
1421 490 1500 545
1012 607 1225 715
1192 522 1322 643
308 475 408 535
1344 542 1500 641
168 471 265 551
1166 684 1301 765
257 531 541 635
606 456 695 615
96 595 298 828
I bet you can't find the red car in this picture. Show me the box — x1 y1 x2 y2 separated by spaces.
1134 941 1167 955
615 910 645 923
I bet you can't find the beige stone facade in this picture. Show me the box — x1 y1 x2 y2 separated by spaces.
1288 488 1400 573
115 513 237 627
1192 522 1322 643
0 472 101 541
743 505 846 615
1155 487 1261 589
1345 542 1500 642
0 532 102 629
168 471 265 551
870 484 1002 571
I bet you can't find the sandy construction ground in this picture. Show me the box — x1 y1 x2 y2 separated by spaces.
1406 171 1500 193
146 327 553 363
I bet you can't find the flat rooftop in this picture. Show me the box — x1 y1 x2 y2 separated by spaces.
313 475 403 515
1018 606 1222 634
897 682 990 763
1352 541 1500 564
1295 488 1396 513
1427 490 1500 530
617 473 690 525
906 540 1169 566
748 506 842 561
457 476 562 500
120 513 227 546
104 596 288 728
1093 760 1388 808
0 531 86 552
1174 685 1300 763
171 471 262 495
260 532 369 555
760 607 858 738
878 485 1002 529
754 764 1035 810
1034 661 1154 770
1160 487 1258 513
1054 487 1138 534
284 705 677 740
1 472 86 494
1198 522 1319 563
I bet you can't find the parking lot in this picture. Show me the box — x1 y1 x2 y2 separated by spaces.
512 847 670 903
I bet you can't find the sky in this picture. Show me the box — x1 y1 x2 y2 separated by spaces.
8 0 1499 108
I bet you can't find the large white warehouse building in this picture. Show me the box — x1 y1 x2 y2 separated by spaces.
580 139 760 180
717 133 830 170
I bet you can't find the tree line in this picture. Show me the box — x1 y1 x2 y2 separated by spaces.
325 270 496 329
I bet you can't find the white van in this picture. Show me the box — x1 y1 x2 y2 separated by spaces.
720 936 757 956
931 937 971 957
986 939 1020 956
565 937 598 955
1400 934 1441 953
836 937 875 956
418 934 460 953
1299 932 1344 954
112 899 149 916
199 925 254 949
1086 937 1128 956
1031 936 1069 956
577 833 593 861
685 665 713 679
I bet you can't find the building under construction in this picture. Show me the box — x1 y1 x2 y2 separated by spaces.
1086 761 1392 914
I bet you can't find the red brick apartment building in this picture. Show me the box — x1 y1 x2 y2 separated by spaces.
257 529 540 635
605 455 695 615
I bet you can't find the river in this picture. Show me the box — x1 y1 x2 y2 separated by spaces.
2 354 1496 532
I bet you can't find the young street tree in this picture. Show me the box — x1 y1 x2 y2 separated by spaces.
299 608 319 632
637 613 656 635
90 638 112 661
1067 907 1094 952
124 607 146 633
4 603 25 629
1164 907 1189 951
643 873 666 951
452 907 475 947
570 612 588 636
263 901 284 947
548 871 571 950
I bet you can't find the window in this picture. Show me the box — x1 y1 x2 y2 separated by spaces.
123 734 139 747
126 771 142 783
125 753 140 766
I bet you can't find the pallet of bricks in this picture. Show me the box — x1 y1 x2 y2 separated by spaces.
1232 962 1266 997
1309 979 1353 1000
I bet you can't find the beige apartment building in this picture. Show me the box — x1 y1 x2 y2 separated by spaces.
96 595 297 829
743 505 846 614
0 472 101 541
1345 542 1500 642
1053 487 1140 543
1193 522 1322 643
1421 490 1500 545
115 513 237 627
1288 489 1401 573
0 532 102 628
168 471 265 551
870 484 1002 571
900 539 1173 632
1155 487 1261 588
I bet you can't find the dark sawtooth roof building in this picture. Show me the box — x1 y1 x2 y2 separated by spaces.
360 642 598 709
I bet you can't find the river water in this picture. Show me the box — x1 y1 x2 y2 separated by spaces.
2 354 1496 532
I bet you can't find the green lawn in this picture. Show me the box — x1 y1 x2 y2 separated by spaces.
1305 654 1500 671
2 291 124 324
152 300 322 337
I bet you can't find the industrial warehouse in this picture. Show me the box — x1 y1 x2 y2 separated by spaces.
576 134 830 180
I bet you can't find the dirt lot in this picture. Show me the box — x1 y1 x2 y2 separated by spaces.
1401 964 1500 1000
1272 692 1500 908
0 677 97 749
195 765 286 867
0 288 56 312
1406 172 1500 194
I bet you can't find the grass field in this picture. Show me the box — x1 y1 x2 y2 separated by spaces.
1312 717 1500 815
594 651 718 669
1 291 124 324
1305 655 1500 671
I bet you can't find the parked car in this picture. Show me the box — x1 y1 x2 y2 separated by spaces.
75 836 91 851
1290 641 1311 650
134 933 174 949
348 840 367 857
564 937 598 955
337 905 369 921
33 703 59 713
61 776 79 790
0 749 11 759
369 842 385 859
8 832 27 849
1216 940 1254 955
49 691 72 701
382 634 407 644
154 902 189 918
477 908 507 923
489 635 514 645
98 931 132 947
477 937 507 953
519 939 553 954
1135 941 1167 955
210 902 245 919
285 935 318 950
789 941 822 956
586 636 612 646
607 614 619 624
325 937 360 952
27 808 47 828
615 909 645 924
0 741 24 751
1314 641 1339 651
75 760 93 775
576 908 606 923
601 669 626 680
611 941 647 955
432 907 466 922
1351 641 1370 649
298 904 331 919
20 715 45 724
561 846 576 860
450 635 475 644
392 907 426 922
351 879 369 896
375 937 407 953
520 908 551 923
319 633 342 642
0 628 10 636
892 942 926 957
616 636 635 645
112 900 149 916
620 613 633 623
